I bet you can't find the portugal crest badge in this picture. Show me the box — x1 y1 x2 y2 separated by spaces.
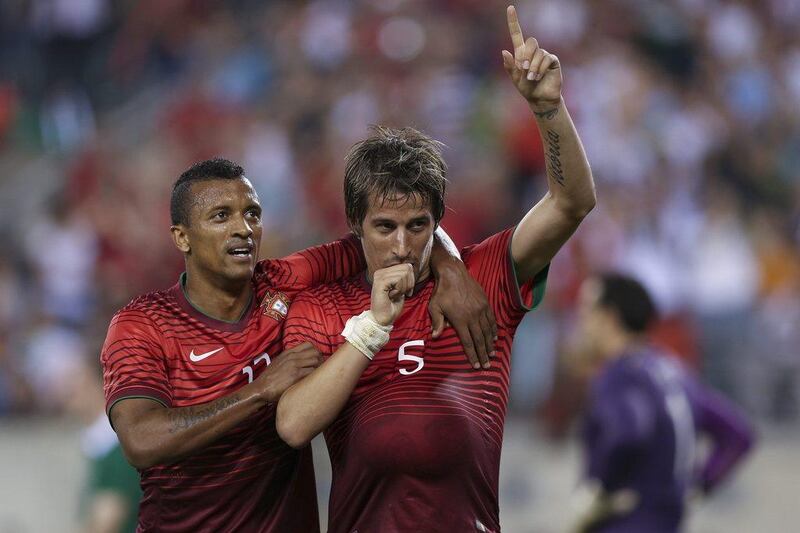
260 291 290 321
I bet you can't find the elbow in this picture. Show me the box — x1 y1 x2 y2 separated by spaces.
556 186 596 221
117 434 164 470
276 404 313 450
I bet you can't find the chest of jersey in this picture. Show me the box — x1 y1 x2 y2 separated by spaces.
327 310 510 473
162 309 286 406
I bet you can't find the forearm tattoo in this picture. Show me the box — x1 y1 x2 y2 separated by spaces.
533 106 559 120
544 129 565 187
168 395 242 433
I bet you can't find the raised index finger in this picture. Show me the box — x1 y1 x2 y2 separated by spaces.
507 5 525 50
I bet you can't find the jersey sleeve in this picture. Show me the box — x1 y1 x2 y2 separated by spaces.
686 378 755 493
460 227 548 327
101 310 172 418
283 290 340 357
257 235 365 294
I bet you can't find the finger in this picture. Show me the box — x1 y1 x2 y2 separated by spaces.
486 306 498 339
536 52 559 81
507 5 525 57
479 312 495 359
502 50 521 84
454 323 480 369
527 47 545 81
431 308 445 338
469 321 490 368
404 267 415 297
502 49 515 74
521 36 538 71
299 355 323 368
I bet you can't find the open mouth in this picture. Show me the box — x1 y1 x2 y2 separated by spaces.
227 243 254 260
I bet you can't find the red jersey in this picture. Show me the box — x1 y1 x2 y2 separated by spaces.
101 238 363 533
283 228 547 533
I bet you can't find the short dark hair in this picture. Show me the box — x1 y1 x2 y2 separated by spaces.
343 126 447 234
596 273 658 333
170 157 245 226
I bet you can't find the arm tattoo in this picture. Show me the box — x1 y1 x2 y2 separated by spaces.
533 107 559 120
168 394 242 434
545 129 566 187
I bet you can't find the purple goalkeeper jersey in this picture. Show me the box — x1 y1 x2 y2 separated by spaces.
582 346 754 533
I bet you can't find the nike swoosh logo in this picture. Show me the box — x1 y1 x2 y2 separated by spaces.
189 347 224 362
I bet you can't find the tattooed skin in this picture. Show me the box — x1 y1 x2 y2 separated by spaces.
533 106 559 120
168 395 242 433
544 129 565 187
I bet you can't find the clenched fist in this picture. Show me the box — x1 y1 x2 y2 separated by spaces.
370 263 416 327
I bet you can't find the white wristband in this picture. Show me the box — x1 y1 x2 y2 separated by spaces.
341 310 393 361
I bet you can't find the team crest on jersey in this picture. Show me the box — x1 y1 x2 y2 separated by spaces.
260 291 290 321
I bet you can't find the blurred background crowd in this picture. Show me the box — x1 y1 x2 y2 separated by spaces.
0 0 798 531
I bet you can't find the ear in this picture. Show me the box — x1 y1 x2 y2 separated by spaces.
171 225 191 253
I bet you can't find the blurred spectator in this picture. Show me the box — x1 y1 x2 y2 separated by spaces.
25 194 98 326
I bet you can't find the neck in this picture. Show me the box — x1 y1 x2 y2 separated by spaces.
183 266 252 323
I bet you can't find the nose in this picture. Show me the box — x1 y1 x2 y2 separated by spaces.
393 229 410 260
232 214 253 239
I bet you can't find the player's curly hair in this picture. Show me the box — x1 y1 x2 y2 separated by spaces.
170 157 245 226
343 125 447 234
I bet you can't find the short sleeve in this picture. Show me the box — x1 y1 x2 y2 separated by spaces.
101 310 173 418
256 235 365 295
283 290 340 358
461 227 548 327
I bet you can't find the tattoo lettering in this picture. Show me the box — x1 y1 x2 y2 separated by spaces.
168 395 241 434
533 107 559 120
545 129 565 187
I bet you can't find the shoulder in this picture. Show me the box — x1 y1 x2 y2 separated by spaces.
107 288 175 337
460 227 515 266
288 275 364 314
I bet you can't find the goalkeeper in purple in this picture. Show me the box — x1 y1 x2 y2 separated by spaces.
572 273 755 533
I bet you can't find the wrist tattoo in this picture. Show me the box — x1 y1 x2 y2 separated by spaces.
534 107 559 120
545 129 566 187
168 394 242 434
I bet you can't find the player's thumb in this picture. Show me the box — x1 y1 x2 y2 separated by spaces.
501 50 515 74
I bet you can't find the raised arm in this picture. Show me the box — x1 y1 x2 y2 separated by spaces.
502 5 596 283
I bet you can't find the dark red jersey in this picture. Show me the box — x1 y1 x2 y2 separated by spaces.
101 238 363 533
283 228 547 533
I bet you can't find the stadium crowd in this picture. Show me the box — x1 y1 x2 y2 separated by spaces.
0 0 798 432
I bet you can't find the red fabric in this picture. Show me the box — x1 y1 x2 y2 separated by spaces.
100 238 364 532
284 229 544 533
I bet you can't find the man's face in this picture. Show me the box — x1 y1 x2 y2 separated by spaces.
172 178 263 285
359 191 436 283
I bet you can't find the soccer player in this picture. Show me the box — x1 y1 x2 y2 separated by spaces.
571 273 755 533
275 7 596 531
101 158 495 532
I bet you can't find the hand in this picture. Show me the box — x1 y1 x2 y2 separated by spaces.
429 259 497 369
370 263 415 326
501 5 562 109
571 488 639 533
257 342 323 402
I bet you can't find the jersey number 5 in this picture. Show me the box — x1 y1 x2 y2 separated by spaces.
398 340 424 375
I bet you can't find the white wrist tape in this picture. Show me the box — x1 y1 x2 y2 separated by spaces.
341 310 393 361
